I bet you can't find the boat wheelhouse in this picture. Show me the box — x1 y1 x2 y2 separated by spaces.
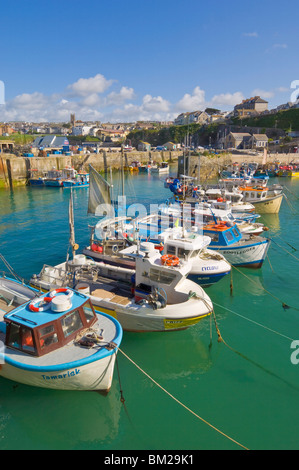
0 279 122 392
202 221 270 268
238 185 283 214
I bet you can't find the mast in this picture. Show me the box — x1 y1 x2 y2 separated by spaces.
69 188 78 259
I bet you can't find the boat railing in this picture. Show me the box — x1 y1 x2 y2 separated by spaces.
39 265 70 286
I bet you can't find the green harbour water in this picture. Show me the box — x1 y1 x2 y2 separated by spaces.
1 168 299 450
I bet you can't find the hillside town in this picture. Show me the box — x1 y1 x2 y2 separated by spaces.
1 94 299 157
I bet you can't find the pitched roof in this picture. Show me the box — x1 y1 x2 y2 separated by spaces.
229 132 251 139
252 134 268 140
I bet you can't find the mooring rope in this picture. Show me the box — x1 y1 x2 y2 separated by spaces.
270 238 299 262
118 347 249 450
210 309 299 393
230 263 299 311
212 301 295 342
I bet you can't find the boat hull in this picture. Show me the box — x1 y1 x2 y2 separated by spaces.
44 180 63 187
29 179 44 186
251 194 283 214
63 181 89 188
209 238 270 268
188 270 230 286
0 353 117 392
30 279 212 333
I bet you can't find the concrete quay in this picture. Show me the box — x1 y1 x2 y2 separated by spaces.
0 150 298 189
0 150 180 189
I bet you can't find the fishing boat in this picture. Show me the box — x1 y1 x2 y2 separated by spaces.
28 169 46 186
203 188 256 213
30 170 213 332
62 169 89 188
165 201 267 236
43 169 63 187
133 210 269 268
0 275 122 392
84 216 231 287
30 245 213 332
237 185 283 214
138 161 152 173
201 221 270 268
150 162 169 174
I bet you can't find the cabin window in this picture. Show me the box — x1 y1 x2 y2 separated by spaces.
60 310 83 338
225 231 235 242
177 248 190 259
38 324 58 350
149 268 177 285
208 232 219 242
166 245 176 255
6 323 37 355
191 249 200 258
7 322 21 349
82 304 96 323
232 228 239 237
22 327 35 353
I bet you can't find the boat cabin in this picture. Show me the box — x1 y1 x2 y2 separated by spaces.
202 222 242 246
157 228 211 261
45 169 62 179
3 290 97 357
239 187 269 201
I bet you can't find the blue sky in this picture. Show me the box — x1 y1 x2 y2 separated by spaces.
0 0 298 122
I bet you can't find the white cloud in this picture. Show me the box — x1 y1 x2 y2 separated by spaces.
106 86 135 105
273 43 288 49
142 94 170 113
0 74 251 123
251 88 275 99
210 92 245 107
67 74 115 96
175 86 206 112
266 43 288 53
243 32 258 38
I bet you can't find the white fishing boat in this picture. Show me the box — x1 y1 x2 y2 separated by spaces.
30 173 213 332
203 188 255 213
30 243 213 332
237 184 283 214
128 210 270 269
120 214 232 286
150 162 169 174
0 275 122 392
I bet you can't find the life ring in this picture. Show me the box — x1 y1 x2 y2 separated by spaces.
29 297 52 313
47 288 74 300
161 254 180 266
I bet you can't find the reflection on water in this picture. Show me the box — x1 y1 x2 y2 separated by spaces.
0 377 122 449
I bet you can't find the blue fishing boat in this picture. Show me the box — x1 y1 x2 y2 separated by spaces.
44 169 63 187
201 221 270 268
28 169 46 186
0 276 122 392
63 171 89 188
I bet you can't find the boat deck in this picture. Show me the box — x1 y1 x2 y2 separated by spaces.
0 312 118 369
83 277 133 306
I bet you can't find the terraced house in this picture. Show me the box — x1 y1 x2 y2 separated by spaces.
234 96 268 118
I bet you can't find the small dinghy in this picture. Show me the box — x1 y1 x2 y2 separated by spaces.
0 277 122 392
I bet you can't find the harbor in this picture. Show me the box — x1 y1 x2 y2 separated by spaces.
0 163 299 450
2 0 299 453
